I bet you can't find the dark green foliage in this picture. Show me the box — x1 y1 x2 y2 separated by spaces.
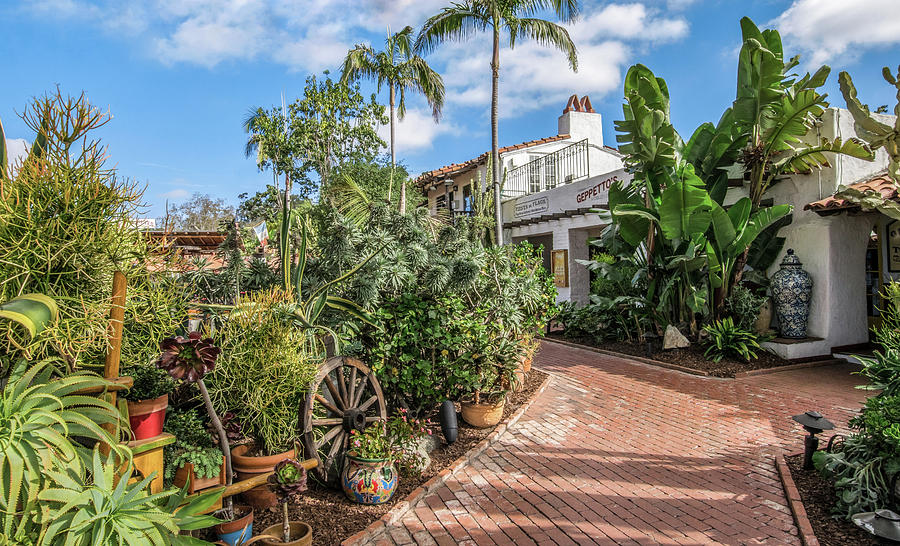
702 318 761 362
724 285 766 332
164 409 215 449
165 445 223 482
123 363 174 402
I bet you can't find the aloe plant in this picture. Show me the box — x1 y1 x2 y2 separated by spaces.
0 358 125 539
37 446 221 545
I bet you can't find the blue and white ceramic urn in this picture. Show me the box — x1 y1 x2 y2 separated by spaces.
771 249 813 339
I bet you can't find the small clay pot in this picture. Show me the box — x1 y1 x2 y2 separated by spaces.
231 444 297 510
215 506 253 546
259 522 312 546
127 394 168 441
461 398 506 428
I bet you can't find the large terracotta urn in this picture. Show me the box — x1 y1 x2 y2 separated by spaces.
771 249 813 339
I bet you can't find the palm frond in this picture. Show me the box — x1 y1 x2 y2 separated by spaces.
415 1 490 55
514 18 577 70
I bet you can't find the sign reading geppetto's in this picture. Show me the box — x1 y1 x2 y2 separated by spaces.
551 249 568 287
514 196 549 218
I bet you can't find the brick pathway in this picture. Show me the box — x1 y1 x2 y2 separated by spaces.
362 341 869 545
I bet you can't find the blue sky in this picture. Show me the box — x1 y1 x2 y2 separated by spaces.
2 0 900 220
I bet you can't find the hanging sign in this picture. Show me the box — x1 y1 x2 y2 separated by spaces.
551 249 569 288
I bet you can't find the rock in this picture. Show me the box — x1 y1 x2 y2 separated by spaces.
663 324 690 350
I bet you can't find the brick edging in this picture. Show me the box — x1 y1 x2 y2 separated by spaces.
546 337 841 379
340 371 554 546
544 337 712 376
775 452 820 546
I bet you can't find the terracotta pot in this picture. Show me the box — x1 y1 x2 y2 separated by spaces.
173 459 226 494
341 455 398 505
259 522 312 546
754 298 773 335
215 506 253 546
231 444 297 510
127 394 168 441
461 398 506 428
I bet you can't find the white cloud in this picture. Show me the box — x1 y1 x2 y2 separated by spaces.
377 108 460 154
775 0 900 65
160 188 190 200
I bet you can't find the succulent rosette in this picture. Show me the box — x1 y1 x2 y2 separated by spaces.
269 458 308 502
156 332 221 383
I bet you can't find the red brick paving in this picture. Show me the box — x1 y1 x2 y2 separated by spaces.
353 341 869 545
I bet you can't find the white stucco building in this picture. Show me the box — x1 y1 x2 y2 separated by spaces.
416 97 897 362
416 95 627 303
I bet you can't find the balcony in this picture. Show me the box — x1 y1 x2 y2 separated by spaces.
503 139 589 200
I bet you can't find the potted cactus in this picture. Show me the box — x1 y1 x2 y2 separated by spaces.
260 458 312 546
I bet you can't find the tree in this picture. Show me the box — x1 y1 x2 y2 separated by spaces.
162 193 235 231
288 73 387 192
341 26 445 213
417 0 578 245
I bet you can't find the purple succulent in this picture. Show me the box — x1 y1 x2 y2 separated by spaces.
268 458 308 502
156 332 221 383
209 411 243 442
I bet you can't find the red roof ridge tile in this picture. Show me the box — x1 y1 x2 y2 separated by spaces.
805 172 896 212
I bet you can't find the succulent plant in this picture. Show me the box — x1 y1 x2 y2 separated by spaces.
268 458 308 503
208 411 243 442
156 332 221 383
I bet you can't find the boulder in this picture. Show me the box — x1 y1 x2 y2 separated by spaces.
663 324 690 350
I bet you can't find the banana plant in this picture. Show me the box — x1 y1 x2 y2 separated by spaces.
706 197 792 311
732 17 874 207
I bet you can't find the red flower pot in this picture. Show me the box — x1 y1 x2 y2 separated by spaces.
127 394 168 441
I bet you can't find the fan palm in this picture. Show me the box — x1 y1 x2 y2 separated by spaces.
340 26 445 213
416 0 579 245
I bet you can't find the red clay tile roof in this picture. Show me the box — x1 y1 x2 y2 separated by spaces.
415 134 571 188
144 231 228 252
804 173 898 213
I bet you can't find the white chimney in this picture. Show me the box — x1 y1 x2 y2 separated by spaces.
558 94 603 147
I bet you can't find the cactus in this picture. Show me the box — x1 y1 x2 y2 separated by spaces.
839 65 900 181
0 115 7 180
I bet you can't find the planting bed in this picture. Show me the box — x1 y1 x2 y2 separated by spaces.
784 453 887 545
549 334 796 378
249 369 549 546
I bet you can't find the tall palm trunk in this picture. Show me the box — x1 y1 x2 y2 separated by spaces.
391 85 402 212
491 24 503 246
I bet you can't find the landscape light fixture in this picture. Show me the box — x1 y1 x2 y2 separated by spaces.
791 410 834 469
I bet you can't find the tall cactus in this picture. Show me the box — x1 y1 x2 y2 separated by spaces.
839 66 900 181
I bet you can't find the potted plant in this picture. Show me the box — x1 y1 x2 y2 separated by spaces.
122 362 174 441
342 421 399 505
260 458 312 546
460 335 516 428
164 409 226 493
214 504 254 546
207 289 320 510
389 410 434 477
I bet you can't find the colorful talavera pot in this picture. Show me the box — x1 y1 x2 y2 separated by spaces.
341 454 398 505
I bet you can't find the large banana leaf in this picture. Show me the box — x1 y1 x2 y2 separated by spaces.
657 165 712 244
733 17 786 131
763 88 827 154
774 136 873 175
608 181 648 248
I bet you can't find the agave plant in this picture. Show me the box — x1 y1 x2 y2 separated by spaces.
268 457 308 542
0 358 125 539
37 446 221 545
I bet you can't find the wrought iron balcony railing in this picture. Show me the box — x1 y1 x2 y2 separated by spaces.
503 139 589 199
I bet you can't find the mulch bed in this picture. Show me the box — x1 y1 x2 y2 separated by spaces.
784 453 890 545
247 369 548 546
548 333 794 378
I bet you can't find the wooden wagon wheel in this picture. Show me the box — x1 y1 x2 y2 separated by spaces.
300 356 387 482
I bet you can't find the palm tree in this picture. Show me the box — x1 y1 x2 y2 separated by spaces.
416 0 578 245
340 26 445 213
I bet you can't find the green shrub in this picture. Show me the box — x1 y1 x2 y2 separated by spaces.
724 285 766 332
702 318 761 362
208 288 321 455
165 409 214 448
165 445 224 482
122 362 174 402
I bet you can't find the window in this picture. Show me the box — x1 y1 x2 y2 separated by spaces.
448 191 455 212
436 195 447 210
463 185 472 212
528 155 541 193
545 154 557 189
